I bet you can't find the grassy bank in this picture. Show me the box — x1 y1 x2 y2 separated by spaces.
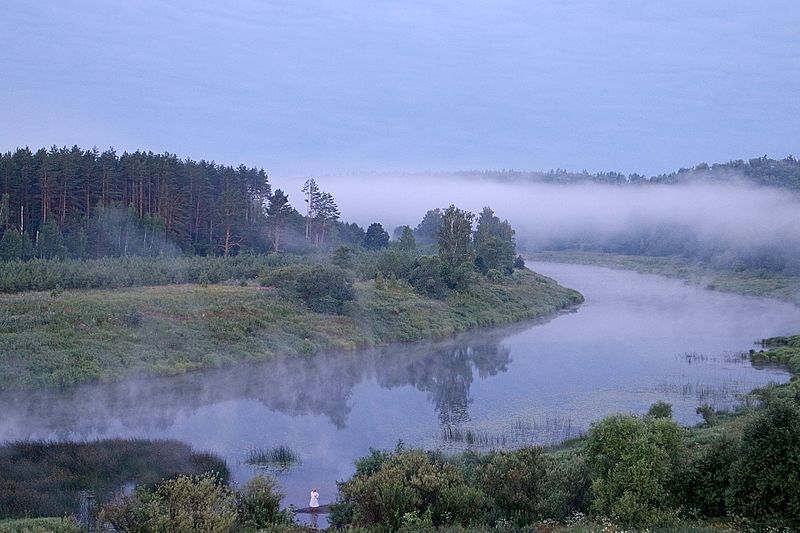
527 250 800 306
0 517 80 533
0 269 582 388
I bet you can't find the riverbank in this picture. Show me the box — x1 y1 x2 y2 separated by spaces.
528 251 800 306
325 333 800 532
0 268 582 389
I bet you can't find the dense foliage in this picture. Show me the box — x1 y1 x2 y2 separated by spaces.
100 473 292 533
260 264 355 314
0 253 304 293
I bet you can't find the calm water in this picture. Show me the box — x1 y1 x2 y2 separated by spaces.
2 262 799 525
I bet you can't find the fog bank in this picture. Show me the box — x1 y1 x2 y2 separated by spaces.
313 175 800 270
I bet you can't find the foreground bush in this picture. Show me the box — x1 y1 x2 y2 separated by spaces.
100 472 293 533
101 473 237 533
481 447 550 518
728 399 800 526
236 475 288 529
337 450 470 529
584 414 685 526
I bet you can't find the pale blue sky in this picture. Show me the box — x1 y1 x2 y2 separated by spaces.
2 1 798 178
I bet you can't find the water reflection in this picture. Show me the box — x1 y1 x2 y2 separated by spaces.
0 321 534 441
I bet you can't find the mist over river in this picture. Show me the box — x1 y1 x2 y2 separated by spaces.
2 262 798 526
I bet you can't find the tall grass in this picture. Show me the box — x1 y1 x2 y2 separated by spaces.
440 416 583 449
0 438 228 519
0 253 308 294
245 445 300 468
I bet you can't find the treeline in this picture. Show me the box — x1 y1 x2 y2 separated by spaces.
0 203 523 295
0 146 367 261
458 154 800 190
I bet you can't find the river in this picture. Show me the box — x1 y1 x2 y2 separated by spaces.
1 262 798 527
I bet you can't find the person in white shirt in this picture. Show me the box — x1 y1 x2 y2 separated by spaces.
309 488 319 509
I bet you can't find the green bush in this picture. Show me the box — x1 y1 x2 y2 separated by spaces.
101 473 237 533
677 434 738 517
236 475 287 528
647 401 673 419
408 255 447 298
537 453 591 520
261 264 355 314
481 447 551 518
728 400 800 526
695 404 717 427
338 450 464 529
584 415 685 526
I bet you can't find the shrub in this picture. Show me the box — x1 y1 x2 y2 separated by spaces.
728 400 800 525
438 484 491 526
677 434 738 517
408 255 447 298
101 473 237 533
647 401 673 419
374 249 415 280
331 246 355 269
695 404 717 427
537 453 591 520
261 264 355 314
481 447 551 517
237 475 287 528
584 415 685 526
338 450 464 529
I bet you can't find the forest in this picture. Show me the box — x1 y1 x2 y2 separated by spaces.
0 146 365 261
2 147 799 268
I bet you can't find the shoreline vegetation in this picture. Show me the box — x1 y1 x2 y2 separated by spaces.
0 264 581 389
528 250 800 306
322 334 800 532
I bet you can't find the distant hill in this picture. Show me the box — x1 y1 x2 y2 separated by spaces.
452 155 800 191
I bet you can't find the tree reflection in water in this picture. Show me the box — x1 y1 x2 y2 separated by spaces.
0 323 523 440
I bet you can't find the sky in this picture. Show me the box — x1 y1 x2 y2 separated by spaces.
1 1 798 179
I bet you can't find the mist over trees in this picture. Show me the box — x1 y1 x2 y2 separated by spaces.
454 154 800 191
0 146 365 260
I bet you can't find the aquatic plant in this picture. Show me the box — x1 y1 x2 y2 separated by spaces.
245 445 300 468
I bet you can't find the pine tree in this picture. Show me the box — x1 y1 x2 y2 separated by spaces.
266 189 294 253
